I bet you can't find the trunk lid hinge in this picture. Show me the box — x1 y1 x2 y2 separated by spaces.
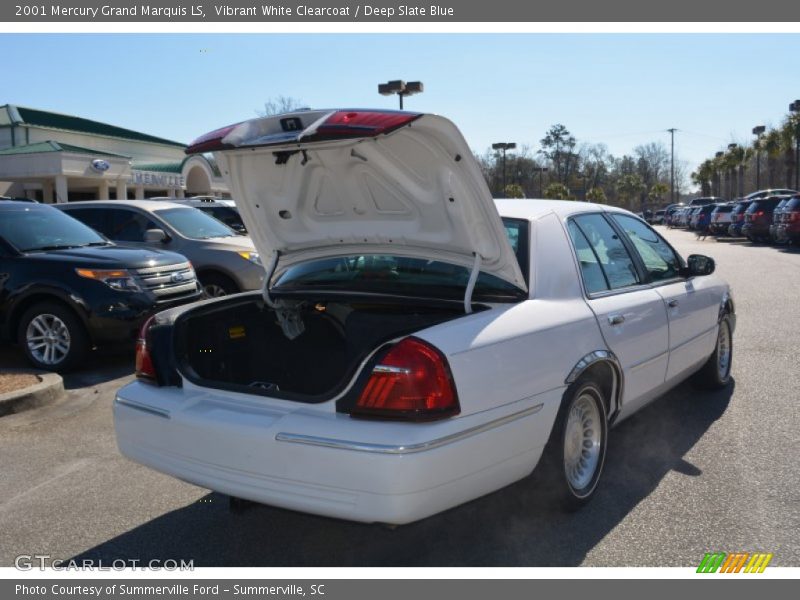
464 252 482 314
261 251 306 340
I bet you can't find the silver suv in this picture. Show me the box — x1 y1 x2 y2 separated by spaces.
58 200 264 297
151 197 247 234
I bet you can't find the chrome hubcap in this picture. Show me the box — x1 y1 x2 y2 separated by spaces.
717 321 731 380
564 392 602 491
26 314 71 365
203 283 228 298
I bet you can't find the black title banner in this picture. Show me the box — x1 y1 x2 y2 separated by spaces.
4 0 800 22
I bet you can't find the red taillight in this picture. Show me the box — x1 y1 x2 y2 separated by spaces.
353 337 459 421
789 211 800 222
135 316 157 383
314 110 421 138
754 210 765 218
185 122 242 154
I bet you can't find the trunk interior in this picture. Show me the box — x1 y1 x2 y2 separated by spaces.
174 295 469 402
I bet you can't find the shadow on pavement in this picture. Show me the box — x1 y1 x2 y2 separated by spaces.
71 379 734 566
0 344 134 390
61 346 134 390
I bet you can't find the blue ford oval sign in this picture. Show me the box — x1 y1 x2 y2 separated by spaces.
91 159 111 172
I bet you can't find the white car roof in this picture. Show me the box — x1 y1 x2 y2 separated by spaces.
494 198 632 221
60 200 189 212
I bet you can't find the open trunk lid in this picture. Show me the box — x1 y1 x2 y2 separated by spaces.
187 110 527 293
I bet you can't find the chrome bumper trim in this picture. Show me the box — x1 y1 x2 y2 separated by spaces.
115 396 171 419
275 403 543 455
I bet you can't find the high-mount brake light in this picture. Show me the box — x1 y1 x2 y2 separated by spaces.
352 337 460 421
185 123 242 154
314 110 421 139
135 316 158 384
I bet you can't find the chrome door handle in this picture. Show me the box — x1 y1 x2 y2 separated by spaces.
668 299 679 308
608 314 625 325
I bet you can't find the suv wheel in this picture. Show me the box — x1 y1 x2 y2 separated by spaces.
18 302 88 372
200 273 239 298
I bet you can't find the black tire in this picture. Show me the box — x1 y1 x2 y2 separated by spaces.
537 377 608 511
693 314 733 390
17 301 88 372
199 272 239 298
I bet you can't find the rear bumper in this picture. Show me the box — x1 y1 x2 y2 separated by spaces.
114 382 559 524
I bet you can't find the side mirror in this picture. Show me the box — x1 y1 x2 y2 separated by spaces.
144 228 168 244
684 254 715 277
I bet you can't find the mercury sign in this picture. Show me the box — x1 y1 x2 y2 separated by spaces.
91 159 111 172
129 170 185 188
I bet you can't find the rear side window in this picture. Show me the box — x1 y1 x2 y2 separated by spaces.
567 221 608 294
570 214 640 292
106 209 159 242
611 214 682 281
62 208 107 234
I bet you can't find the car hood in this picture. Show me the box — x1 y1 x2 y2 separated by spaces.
199 235 256 252
201 110 526 291
26 245 189 269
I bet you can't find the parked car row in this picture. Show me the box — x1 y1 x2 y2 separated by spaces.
0 197 265 371
662 188 800 245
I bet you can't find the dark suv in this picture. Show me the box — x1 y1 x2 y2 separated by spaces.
741 195 791 243
728 200 754 237
0 201 202 371
776 195 800 244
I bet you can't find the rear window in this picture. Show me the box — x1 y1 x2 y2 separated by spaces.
273 218 529 302
784 197 800 210
712 205 733 213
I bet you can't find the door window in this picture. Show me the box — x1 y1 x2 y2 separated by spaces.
570 214 640 292
611 214 682 281
106 209 159 242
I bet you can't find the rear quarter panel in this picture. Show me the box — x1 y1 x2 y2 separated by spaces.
416 211 606 418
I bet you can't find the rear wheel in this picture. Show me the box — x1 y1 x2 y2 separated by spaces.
538 378 608 510
693 314 733 389
18 302 88 372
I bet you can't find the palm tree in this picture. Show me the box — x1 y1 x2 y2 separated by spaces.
779 116 799 189
691 159 715 195
616 174 645 211
763 129 782 188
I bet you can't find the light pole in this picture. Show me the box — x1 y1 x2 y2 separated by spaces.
532 167 548 197
492 142 516 197
715 151 724 197
790 101 800 191
377 80 423 110
752 125 765 191
667 128 677 204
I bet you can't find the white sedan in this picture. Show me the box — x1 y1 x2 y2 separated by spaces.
114 110 735 524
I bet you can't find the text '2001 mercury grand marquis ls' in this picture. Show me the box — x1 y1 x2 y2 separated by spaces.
113 110 735 524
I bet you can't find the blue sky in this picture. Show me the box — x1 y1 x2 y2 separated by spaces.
3 33 800 180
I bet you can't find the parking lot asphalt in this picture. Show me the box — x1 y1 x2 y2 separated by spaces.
1 229 799 567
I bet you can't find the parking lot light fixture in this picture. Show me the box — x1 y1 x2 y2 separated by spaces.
377 80 424 110
752 125 766 191
492 142 517 198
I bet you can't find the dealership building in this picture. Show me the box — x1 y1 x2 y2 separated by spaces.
0 104 229 202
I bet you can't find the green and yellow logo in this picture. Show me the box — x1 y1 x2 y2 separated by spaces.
697 552 773 573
